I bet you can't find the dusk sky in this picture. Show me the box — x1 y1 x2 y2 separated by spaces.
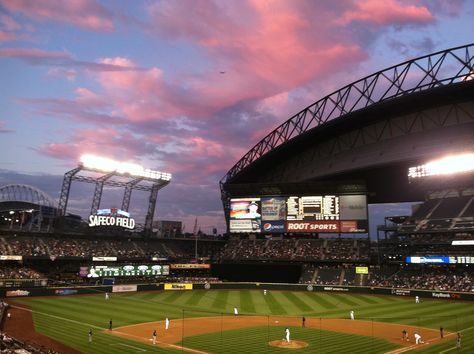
0 0 473 235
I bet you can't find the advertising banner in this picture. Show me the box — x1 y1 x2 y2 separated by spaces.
355 266 369 274
340 220 368 233
261 197 286 221
54 289 78 296
0 255 22 261
229 219 261 233
92 257 117 262
286 221 340 232
112 285 138 293
164 283 193 290
6 289 30 297
170 264 211 269
262 221 286 233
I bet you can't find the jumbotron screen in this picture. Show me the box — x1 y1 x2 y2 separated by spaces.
229 195 367 233
85 264 170 277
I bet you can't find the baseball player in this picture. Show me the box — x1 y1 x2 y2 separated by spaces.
402 329 407 341
415 296 420 303
264 289 267 295
302 316 306 328
165 317 170 330
88 329 93 343
234 307 238 316
440 326 444 339
285 328 290 343
152 329 157 344
414 332 423 344
109 319 113 331
456 332 461 348
350 310 355 320
105 292 109 300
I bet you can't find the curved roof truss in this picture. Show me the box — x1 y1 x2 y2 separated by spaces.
221 43 474 185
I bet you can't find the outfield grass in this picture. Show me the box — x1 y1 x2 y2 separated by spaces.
13 289 474 353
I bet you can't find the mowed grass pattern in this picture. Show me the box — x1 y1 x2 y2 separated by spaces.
13 289 474 353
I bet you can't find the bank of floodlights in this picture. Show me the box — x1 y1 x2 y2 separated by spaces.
80 154 171 181
408 152 474 181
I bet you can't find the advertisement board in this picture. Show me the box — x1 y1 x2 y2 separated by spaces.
406 256 474 264
112 285 138 293
286 221 340 233
355 266 369 274
170 264 211 269
164 283 193 290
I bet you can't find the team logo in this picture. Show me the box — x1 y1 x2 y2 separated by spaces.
264 223 272 231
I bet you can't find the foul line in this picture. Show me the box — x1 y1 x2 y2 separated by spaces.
10 304 104 330
110 343 146 352
113 330 210 354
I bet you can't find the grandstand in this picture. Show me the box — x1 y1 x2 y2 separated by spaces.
1 44 474 354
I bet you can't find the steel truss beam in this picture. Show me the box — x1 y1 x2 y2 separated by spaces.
220 43 474 224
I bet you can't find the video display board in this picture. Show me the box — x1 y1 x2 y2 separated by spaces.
229 198 262 233
229 194 368 233
406 256 474 264
86 264 170 277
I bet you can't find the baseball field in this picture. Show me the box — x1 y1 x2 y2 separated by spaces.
6 289 474 353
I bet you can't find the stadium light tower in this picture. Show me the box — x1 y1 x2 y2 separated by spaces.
408 152 474 181
58 154 172 236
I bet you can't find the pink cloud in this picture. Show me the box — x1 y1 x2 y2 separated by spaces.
0 47 71 60
37 127 159 165
0 0 114 32
338 0 434 26
0 14 21 31
0 120 13 133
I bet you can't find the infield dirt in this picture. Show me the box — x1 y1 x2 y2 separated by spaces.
112 315 447 352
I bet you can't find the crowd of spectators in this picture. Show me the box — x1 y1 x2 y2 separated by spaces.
222 238 369 261
0 234 224 260
0 266 43 279
299 264 358 286
369 266 474 292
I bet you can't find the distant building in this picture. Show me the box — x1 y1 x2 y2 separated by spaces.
153 220 182 238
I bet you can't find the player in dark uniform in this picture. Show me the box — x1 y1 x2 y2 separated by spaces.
88 329 93 343
302 316 306 328
109 319 113 331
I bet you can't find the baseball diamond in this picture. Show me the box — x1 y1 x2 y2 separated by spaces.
5 289 474 353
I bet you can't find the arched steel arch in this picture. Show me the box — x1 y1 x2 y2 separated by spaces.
0 184 56 207
221 43 474 186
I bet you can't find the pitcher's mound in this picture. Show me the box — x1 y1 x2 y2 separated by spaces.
269 340 309 349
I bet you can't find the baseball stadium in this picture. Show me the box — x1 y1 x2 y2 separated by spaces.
1 44 474 354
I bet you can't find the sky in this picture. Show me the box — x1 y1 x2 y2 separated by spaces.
0 0 473 235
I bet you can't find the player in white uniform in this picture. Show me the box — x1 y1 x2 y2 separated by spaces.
165 317 170 330
350 310 355 320
105 292 109 300
152 329 157 344
414 332 423 344
264 289 267 295
285 328 290 343
234 307 238 316
415 296 419 303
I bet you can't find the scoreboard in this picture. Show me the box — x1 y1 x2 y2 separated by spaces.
229 194 367 233
87 264 170 277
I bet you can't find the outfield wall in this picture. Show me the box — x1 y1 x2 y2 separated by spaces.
1 282 473 301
